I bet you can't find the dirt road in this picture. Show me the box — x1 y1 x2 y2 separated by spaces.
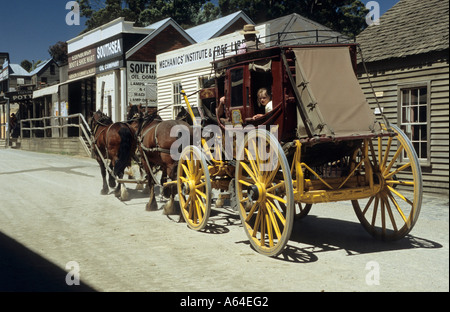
0 149 448 294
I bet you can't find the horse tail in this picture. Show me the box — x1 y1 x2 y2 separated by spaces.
115 126 133 177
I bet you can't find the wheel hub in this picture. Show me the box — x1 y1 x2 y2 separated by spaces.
247 183 266 203
182 180 197 196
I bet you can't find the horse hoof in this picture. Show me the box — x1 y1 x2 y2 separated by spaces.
101 189 109 195
146 201 158 211
120 192 129 202
215 199 224 208
163 201 178 215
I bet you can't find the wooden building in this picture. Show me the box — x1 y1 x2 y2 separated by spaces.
356 0 449 195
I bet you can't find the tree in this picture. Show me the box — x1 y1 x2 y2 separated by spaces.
49 41 68 66
77 0 213 31
218 0 368 38
20 60 32 73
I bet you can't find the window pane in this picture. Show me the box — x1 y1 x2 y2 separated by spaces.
399 86 428 162
402 107 408 123
411 106 418 122
419 87 427 104
419 105 427 122
411 90 418 105
420 143 427 158
421 125 427 140
412 126 419 141
402 90 409 106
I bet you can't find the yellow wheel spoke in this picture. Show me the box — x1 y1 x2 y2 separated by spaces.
371 196 379 226
385 162 411 180
387 185 413 209
196 199 204 222
238 179 253 187
245 202 259 223
196 181 206 189
386 180 414 186
195 188 207 199
241 162 258 183
266 181 285 193
363 196 375 215
383 145 404 176
252 208 262 238
267 200 283 237
265 213 274 247
380 137 393 171
181 163 190 177
384 193 399 232
245 148 260 180
266 192 287 204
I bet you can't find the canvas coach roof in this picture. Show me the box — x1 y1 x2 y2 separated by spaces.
293 46 380 138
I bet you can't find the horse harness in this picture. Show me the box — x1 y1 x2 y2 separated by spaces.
137 119 171 155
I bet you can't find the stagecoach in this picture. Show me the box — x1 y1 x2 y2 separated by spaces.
176 43 422 257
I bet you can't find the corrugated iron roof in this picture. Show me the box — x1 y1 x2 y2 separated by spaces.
9 64 30 77
263 13 349 46
186 11 254 42
357 0 449 63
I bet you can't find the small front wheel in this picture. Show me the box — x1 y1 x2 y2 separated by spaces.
177 145 212 231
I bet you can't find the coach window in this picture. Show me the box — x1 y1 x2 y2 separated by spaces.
398 83 430 165
230 67 244 107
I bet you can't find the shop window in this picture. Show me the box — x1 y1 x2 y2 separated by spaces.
173 81 183 119
399 84 430 164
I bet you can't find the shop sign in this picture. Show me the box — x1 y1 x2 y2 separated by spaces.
97 59 124 74
68 48 96 80
157 26 266 77
7 90 33 102
0 60 9 82
127 61 157 105
97 38 123 63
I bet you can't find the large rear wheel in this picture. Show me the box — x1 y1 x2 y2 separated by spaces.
352 124 422 240
236 130 294 257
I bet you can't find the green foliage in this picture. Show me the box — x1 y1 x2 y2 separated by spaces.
77 0 216 31
20 60 33 73
48 41 68 66
219 0 369 38
78 0 368 38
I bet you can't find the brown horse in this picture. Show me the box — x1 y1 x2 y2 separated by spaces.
127 105 193 214
89 111 137 201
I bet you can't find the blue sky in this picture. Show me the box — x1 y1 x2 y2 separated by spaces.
1 0 399 65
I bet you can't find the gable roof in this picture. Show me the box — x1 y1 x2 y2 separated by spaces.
126 17 196 59
9 64 30 77
263 13 349 46
186 11 254 43
357 0 449 63
28 59 55 76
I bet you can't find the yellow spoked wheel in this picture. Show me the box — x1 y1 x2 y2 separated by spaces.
177 145 212 231
295 203 312 219
352 124 422 241
236 130 294 257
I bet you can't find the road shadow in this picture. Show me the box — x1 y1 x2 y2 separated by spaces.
0 232 96 292
275 214 442 263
